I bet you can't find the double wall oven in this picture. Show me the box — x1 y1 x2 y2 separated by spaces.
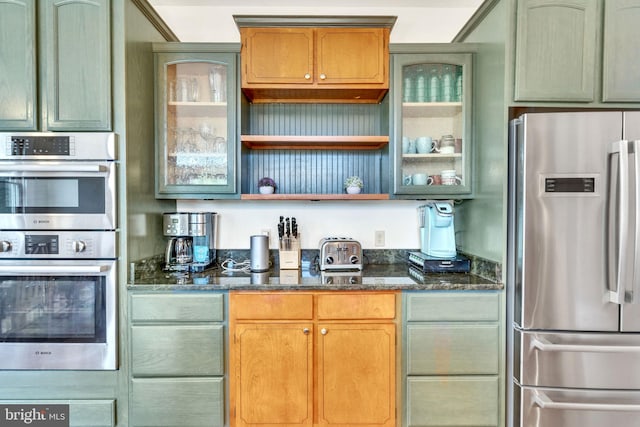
0 132 117 370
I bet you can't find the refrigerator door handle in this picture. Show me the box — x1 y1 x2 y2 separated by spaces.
633 139 640 304
531 336 640 353
608 140 631 304
534 391 640 412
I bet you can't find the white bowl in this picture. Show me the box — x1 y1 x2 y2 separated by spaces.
346 186 362 194
259 186 274 194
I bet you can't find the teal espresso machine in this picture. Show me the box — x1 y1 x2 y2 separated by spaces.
408 201 470 273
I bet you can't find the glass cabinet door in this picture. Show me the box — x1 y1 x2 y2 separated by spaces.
155 51 237 198
392 53 472 197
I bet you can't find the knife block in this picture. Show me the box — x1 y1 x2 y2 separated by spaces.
279 233 300 269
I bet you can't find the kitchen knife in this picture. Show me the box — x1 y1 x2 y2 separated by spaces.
291 217 298 238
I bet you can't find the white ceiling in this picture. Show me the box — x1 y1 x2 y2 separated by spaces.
147 0 484 43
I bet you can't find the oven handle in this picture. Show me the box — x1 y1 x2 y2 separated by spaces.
0 164 106 172
0 265 110 274
534 391 640 412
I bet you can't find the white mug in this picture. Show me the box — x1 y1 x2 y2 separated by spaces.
439 145 455 154
441 169 462 185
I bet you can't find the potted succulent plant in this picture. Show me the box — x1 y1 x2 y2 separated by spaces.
344 176 364 194
258 177 276 194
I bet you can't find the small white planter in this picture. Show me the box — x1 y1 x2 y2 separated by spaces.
259 186 275 194
346 186 362 194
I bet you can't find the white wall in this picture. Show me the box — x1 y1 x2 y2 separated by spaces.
177 199 427 249
151 5 480 43
159 3 482 251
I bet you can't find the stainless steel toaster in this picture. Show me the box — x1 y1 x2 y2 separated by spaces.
318 237 363 270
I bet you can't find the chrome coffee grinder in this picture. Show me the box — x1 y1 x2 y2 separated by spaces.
189 212 217 272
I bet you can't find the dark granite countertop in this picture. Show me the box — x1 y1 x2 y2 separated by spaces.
129 263 502 291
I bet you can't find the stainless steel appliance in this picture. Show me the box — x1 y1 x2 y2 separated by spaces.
507 111 640 426
0 132 116 230
319 237 362 271
0 231 117 370
163 212 217 272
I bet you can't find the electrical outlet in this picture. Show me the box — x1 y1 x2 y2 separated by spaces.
374 230 385 247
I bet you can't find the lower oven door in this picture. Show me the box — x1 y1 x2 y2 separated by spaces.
516 384 640 427
0 260 116 370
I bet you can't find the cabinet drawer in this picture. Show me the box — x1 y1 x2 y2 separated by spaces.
406 376 498 426
0 400 115 427
131 325 224 377
317 293 396 319
406 323 499 375
131 292 224 322
131 378 224 427
405 291 499 322
231 292 313 320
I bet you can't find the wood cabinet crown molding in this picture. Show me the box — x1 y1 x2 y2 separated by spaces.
233 14 397 29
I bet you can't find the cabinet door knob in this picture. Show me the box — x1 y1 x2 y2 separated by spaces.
303 328 310 334
319 73 327 80
304 73 311 80
321 328 328 335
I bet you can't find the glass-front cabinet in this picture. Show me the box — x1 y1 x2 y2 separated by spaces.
392 53 473 197
154 46 237 198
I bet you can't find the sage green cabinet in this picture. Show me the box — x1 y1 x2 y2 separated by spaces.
0 400 115 427
602 0 640 102
0 0 111 131
391 51 473 198
403 291 501 427
129 291 226 427
514 0 640 103
153 43 238 199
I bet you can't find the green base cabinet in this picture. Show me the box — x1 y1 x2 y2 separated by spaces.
514 0 640 104
402 291 501 427
0 0 111 131
129 291 227 427
0 400 115 427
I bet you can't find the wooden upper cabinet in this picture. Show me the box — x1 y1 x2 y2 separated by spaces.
315 28 387 85
240 26 389 103
242 28 314 85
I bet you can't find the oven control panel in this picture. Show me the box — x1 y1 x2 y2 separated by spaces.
9 136 73 156
0 231 116 259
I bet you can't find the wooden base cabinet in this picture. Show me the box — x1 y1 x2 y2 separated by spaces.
129 292 226 427
230 291 397 427
403 291 501 427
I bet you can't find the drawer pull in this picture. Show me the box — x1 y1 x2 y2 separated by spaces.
321 328 328 335
303 328 310 335
534 391 640 412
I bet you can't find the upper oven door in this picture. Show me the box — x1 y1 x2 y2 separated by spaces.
0 161 116 230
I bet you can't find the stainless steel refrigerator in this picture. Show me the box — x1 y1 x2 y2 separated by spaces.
507 111 640 427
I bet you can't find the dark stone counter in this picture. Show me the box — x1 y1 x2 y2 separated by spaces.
129 262 502 291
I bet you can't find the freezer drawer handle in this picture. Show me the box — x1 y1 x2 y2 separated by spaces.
534 391 640 412
532 336 640 353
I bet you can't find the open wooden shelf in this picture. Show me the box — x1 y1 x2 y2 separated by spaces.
241 193 390 200
241 135 389 150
